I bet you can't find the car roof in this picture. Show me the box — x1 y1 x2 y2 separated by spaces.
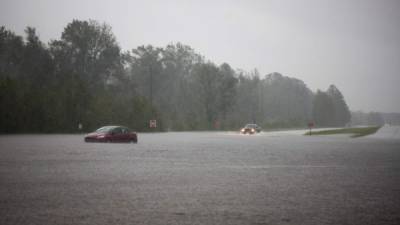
99 126 118 129
98 125 128 130
245 124 258 127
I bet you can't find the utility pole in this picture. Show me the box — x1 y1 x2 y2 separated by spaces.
148 64 157 130
149 64 153 113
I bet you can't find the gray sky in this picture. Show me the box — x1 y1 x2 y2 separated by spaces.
1 0 399 112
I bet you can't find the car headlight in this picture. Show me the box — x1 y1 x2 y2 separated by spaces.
241 129 245 132
251 129 255 132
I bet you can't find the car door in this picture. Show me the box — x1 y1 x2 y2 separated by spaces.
111 127 123 142
121 127 131 142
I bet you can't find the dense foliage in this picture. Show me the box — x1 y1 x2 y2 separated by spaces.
312 85 351 127
0 20 352 133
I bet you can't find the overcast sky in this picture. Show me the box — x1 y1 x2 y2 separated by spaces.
1 0 399 112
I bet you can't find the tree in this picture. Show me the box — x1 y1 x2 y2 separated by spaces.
261 72 313 126
0 27 24 132
0 26 24 80
191 62 220 128
158 43 203 130
216 63 237 128
51 20 122 89
0 77 20 132
367 112 384 126
326 85 351 126
312 90 335 126
49 20 124 131
0 27 56 132
0 22 354 133
129 45 163 108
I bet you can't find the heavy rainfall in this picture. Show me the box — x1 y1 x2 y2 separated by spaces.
1 0 400 225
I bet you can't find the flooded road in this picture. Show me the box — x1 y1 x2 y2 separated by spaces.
1 131 399 225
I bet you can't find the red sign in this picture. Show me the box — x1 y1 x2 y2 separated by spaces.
214 120 220 129
308 122 314 128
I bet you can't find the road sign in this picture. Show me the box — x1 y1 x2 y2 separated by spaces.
149 119 157 128
214 120 220 129
308 122 314 135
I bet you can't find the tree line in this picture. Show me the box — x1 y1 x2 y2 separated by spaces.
0 20 351 133
351 111 400 126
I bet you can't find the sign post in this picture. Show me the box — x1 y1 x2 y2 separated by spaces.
78 122 83 131
308 122 314 135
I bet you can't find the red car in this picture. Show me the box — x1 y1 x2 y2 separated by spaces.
84 126 138 143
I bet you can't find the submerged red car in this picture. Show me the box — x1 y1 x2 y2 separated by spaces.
84 126 138 143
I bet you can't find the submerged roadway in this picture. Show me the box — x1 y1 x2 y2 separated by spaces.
0 128 399 225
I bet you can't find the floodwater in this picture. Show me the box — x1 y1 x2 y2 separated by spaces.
0 129 399 225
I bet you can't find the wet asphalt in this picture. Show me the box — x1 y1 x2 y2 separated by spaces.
0 131 399 225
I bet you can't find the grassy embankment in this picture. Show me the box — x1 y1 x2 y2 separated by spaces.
305 126 381 138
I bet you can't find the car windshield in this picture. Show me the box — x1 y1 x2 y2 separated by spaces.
95 126 115 133
245 124 257 128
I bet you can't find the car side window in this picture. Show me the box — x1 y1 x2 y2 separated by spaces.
113 128 122 134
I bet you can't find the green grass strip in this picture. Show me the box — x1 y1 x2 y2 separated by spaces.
305 126 381 138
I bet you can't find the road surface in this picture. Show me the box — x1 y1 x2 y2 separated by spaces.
0 130 399 225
